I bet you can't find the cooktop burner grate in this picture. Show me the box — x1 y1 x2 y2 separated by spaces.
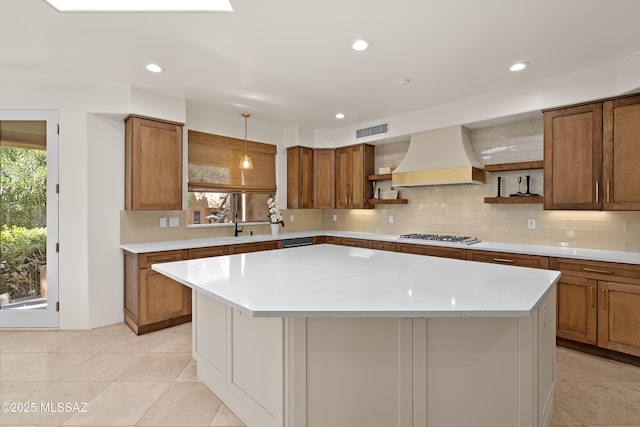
399 233 481 245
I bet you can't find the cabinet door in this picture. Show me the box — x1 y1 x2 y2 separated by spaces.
287 146 314 209
189 246 230 259
603 94 640 210
126 116 183 210
139 269 191 326
333 237 369 248
543 103 602 210
597 281 640 357
556 275 597 345
313 149 335 208
335 147 351 208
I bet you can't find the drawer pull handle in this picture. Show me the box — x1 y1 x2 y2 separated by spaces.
583 267 613 275
493 258 515 263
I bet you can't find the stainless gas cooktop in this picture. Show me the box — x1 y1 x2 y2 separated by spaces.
399 233 481 245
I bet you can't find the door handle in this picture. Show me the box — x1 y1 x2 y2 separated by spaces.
590 286 595 308
595 181 599 203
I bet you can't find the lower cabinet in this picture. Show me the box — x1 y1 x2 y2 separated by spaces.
552 257 640 357
466 249 549 269
333 237 369 248
124 249 191 335
230 241 282 254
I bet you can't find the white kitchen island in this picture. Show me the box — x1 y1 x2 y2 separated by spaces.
153 244 561 427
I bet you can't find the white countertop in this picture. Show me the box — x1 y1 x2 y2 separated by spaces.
122 229 640 265
152 244 560 318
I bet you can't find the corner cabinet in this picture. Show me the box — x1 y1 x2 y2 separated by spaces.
125 115 184 210
543 94 640 210
335 144 375 209
287 146 314 209
313 149 335 208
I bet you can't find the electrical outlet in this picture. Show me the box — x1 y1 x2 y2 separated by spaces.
289 214 295 222
332 214 337 222
528 219 535 229
389 215 394 224
159 218 167 228
169 217 180 227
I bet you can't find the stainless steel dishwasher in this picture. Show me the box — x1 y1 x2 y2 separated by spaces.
280 237 314 248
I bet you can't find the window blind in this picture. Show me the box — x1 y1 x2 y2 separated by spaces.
188 129 277 193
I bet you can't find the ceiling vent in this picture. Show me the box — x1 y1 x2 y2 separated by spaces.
356 122 389 139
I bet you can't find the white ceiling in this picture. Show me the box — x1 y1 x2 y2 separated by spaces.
2 0 640 130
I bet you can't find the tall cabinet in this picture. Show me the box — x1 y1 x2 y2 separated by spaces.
313 149 335 208
125 115 184 210
287 146 314 209
335 144 375 209
544 94 640 210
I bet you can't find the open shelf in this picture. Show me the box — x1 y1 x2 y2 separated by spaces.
484 196 543 204
368 199 408 205
368 173 392 181
484 160 543 172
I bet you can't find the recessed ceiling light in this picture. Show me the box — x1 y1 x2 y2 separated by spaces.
146 63 163 73
510 62 529 72
43 0 233 12
398 78 411 86
335 113 345 119
352 39 370 51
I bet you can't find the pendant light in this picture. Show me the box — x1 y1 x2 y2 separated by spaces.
239 112 254 170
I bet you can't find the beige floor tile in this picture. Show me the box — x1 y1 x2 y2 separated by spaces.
556 347 640 382
174 359 199 382
63 381 169 425
2 352 95 381
151 330 192 353
137 382 221 426
100 329 172 353
0 381 108 425
0 352 45 379
211 403 245 426
550 403 582 426
53 332 122 353
61 352 147 382
116 352 191 382
1 330 85 353
556 381 640 425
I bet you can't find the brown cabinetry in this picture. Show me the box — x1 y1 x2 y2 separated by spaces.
189 246 230 259
544 94 640 210
125 115 184 210
124 249 191 335
368 240 397 252
333 237 369 248
396 243 465 260
229 241 282 254
466 249 549 269
551 257 640 357
335 144 375 209
313 149 335 208
287 146 314 209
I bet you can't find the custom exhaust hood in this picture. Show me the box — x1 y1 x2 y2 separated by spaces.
392 125 485 186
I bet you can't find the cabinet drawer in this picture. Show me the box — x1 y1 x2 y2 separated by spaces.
467 250 549 269
550 258 640 284
396 243 465 260
139 250 187 268
230 241 282 254
333 237 369 248
312 236 326 244
368 240 396 252
189 246 230 259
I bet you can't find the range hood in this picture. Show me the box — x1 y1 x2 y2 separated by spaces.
392 125 485 186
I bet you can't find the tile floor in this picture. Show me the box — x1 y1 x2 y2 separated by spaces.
1 322 639 426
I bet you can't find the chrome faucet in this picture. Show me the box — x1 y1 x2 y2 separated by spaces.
234 213 243 237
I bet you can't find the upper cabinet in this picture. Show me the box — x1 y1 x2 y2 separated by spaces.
335 144 375 209
125 115 183 210
543 94 640 210
313 149 335 208
287 146 314 209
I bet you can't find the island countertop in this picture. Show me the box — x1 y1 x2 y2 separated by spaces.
152 244 560 318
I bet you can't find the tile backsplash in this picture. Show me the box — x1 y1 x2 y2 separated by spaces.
121 119 640 253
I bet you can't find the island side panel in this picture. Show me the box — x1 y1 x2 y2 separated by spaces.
303 317 414 427
537 288 556 427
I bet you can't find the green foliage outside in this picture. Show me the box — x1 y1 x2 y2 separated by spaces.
1 146 47 300
0 226 46 298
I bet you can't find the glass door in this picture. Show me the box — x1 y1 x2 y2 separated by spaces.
0 109 58 328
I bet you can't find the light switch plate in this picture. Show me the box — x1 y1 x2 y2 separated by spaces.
332 214 337 222
289 214 295 222
159 218 167 228
389 215 394 224
169 217 180 227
